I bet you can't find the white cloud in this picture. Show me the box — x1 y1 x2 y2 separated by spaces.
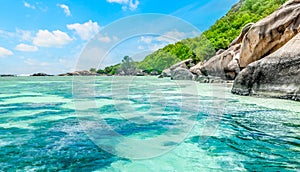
24 1 36 9
98 36 111 43
24 58 49 66
129 0 139 10
97 35 118 43
0 47 13 58
0 29 33 41
106 0 140 11
33 30 73 47
137 45 144 50
16 29 32 41
149 43 168 51
140 36 153 44
15 44 38 52
58 4 71 17
156 30 186 43
0 30 15 39
67 20 100 41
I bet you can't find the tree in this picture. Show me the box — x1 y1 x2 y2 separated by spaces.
89 68 97 73
120 56 136 75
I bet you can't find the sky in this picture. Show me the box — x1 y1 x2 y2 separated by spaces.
0 0 238 75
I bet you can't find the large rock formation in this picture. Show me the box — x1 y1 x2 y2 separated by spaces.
232 33 300 101
161 59 193 78
190 44 241 80
189 0 300 83
239 0 300 67
171 68 195 80
229 23 254 47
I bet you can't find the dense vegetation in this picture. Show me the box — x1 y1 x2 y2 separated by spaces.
136 0 287 73
203 0 287 50
137 42 195 73
95 0 287 75
96 64 120 75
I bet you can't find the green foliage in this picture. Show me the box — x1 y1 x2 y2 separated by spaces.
137 0 287 72
181 35 215 63
120 56 136 75
203 0 287 50
96 0 287 74
89 68 97 73
137 42 195 72
97 64 120 75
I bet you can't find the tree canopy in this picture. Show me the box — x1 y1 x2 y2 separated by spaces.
95 0 287 75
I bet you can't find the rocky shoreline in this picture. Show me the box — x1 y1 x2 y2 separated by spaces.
1 0 299 102
160 0 300 101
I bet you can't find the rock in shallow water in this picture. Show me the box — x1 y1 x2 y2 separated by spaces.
232 33 300 101
171 68 195 80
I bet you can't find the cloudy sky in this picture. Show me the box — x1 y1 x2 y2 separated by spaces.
0 0 238 75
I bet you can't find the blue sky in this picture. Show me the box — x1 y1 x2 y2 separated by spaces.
0 0 238 75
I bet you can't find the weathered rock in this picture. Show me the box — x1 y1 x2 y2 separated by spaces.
229 23 254 47
160 59 192 78
193 44 241 79
169 59 192 70
150 71 159 76
195 75 226 83
232 33 300 101
216 49 225 55
161 68 171 77
239 0 300 68
190 61 205 76
171 68 195 80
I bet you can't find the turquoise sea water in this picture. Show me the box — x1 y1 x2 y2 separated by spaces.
0 76 299 171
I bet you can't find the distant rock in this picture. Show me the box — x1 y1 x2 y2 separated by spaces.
150 71 159 76
232 33 300 101
136 70 146 76
58 70 97 76
160 59 193 78
161 68 171 77
171 68 195 80
239 0 300 67
0 74 16 77
31 73 54 76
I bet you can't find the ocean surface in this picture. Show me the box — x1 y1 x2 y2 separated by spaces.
0 76 299 171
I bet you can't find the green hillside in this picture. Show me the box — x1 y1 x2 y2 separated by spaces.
203 0 287 50
97 0 287 75
137 0 287 72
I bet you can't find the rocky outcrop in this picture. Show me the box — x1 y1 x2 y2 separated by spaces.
239 0 300 67
232 33 300 101
190 44 241 80
31 73 54 76
229 23 254 47
58 70 97 76
171 68 195 80
189 0 300 82
0 74 16 77
160 59 193 78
